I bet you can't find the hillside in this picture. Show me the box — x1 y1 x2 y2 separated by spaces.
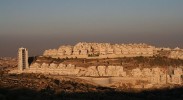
1 73 183 100
1 57 183 100
33 56 183 70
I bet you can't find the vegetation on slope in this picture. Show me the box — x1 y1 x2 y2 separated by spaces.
0 73 183 100
33 56 183 69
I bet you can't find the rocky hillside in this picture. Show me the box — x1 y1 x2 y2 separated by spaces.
1 73 183 100
0 73 111 93
1 56 183 100
0 57 17 75
0 57 17 69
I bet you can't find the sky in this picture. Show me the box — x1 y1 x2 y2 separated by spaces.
0 0 183 57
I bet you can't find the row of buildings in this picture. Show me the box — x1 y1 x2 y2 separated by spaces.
22 62 182 85
43 42 156 58
43 42 183 59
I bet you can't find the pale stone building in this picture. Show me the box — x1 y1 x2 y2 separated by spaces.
18 47 29 71
171 74 182 84
169 48 183 60
174 67 183 75
131 68 142 77
97 66 106 76
142 68 152 77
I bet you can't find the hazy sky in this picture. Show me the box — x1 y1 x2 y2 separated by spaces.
0 0 183 57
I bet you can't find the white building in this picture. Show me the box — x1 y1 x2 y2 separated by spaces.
18 47 29 71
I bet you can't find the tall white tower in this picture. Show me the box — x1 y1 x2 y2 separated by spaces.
18 47 29 71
